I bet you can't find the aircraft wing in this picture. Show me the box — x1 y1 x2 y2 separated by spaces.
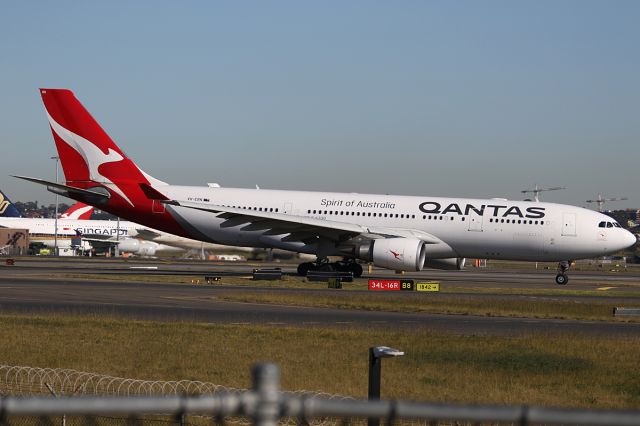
166 200 445 244
133 228 163 240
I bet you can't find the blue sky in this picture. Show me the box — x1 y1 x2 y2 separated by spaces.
1 1 638 209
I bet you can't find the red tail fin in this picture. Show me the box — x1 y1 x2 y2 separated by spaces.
40 89 162 208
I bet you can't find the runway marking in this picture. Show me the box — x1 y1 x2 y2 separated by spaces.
597 287 616 291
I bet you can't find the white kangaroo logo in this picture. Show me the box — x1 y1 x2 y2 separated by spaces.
46 111 135 207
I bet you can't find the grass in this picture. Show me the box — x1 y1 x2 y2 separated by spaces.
48 272 640 321
0 313 638 409
214 292 640 322
59 272 640 295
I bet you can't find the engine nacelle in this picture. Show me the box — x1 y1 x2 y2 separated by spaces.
424 258 466 270
369 238 427 272
117 239 158 256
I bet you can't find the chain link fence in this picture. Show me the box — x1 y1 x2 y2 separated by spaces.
1 364 638 426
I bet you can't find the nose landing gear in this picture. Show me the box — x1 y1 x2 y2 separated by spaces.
555 260 572 285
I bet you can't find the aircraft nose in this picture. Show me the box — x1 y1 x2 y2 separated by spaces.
622 230 638 248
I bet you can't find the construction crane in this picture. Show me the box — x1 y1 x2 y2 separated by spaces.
521 185 566 202
586 194 628 212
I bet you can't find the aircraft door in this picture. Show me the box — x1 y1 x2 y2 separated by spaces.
283 203 293 214
467 211 484 232
561 213 576 236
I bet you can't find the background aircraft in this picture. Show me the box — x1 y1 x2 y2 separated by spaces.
0 189 253 257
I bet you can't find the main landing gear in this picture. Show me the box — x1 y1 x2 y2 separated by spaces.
297 257 363 278
555 260 572 285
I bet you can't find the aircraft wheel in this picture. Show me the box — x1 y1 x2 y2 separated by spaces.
555 274 568 285
349 263 363 278
297 262 313 276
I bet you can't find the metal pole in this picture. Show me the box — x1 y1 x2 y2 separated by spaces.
52 156 59 256
115 217 120 257
252 363 280 426
368 347 382 426
44 382 65 426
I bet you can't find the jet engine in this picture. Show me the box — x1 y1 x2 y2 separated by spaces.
357 238 427 271
117 239 158 256
424 258 466 270
351 237 463 272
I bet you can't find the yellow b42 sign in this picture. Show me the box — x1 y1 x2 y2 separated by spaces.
416 282 440 292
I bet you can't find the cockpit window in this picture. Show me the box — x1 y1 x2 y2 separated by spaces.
606 222 613 228
613 222 622 228
599 221 606 228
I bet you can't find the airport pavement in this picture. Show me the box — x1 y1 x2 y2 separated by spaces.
0 258 639 336
5 257 640 288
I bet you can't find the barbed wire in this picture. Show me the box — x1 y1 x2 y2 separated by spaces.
0 364 355 426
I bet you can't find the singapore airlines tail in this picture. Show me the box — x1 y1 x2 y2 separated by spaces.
0 190 23 218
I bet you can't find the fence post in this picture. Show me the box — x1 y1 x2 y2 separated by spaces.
252 363 280 426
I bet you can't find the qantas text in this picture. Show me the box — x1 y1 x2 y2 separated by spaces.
418 202 545 219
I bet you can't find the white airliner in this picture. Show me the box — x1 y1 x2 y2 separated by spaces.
16 89 636 284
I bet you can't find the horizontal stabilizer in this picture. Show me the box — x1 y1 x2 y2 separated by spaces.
12 176 110 200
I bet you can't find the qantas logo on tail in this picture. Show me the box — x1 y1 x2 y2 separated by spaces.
46 111 135 207
61 203 94 220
